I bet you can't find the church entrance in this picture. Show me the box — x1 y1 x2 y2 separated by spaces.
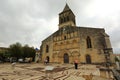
46 56 49 63
64 53 69 63
86 55 91 64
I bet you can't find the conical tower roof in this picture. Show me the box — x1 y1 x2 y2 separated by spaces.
59 3 76 29
63 3 71 11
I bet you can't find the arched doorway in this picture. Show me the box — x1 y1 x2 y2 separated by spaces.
64 53 69 63
86 55 91 64
46 56 49 63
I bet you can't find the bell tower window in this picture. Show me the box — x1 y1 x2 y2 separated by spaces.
67 16 69 21
58 4 76 29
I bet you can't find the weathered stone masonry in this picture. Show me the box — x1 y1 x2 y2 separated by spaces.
40 4 114 64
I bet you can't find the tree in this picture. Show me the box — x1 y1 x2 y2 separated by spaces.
9 42 22 60
22 45 35 61
0 52 4 61
3 50 11 58
8 42 36 62
22 44 29 58
0 48 10 62
28 47 36 61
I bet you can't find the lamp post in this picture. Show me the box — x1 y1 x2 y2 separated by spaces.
103 48 112 79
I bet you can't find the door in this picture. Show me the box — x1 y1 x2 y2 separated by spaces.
86 55 91 64
64 53 69 63
46 56 49 63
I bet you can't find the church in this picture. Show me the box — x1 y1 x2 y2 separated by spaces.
40 4 114 64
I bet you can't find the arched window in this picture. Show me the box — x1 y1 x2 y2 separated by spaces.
67 16 69 21
46 45 49 53
64 17 66 22
86 36 92 48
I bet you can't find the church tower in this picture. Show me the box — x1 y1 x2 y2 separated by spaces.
59 4 76 29
40 2 114 65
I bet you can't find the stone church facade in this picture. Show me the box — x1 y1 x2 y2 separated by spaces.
40 4 114 64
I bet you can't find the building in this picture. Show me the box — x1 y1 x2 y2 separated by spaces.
0 47 8 54
40 4 114 64
35 49 41 63
0 47 8 51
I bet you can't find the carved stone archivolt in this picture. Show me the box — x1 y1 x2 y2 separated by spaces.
71 51 80 57
58 49 71 58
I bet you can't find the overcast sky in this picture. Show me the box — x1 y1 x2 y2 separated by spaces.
0 0 120 53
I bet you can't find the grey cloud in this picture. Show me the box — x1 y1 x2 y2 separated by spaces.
0 0 120 53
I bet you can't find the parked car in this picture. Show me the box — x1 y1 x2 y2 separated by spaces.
5 58 10 62
24 58 32 63
10 57 17 63
18 58 24 63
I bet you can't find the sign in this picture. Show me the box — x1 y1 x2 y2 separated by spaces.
45 66 54 71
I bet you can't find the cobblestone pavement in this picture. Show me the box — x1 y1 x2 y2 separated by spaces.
0 63 113 80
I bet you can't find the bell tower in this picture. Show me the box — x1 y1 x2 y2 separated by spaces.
59 4 76 29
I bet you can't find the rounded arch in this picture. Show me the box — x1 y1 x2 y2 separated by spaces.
71 51 80 56
71 51 80 63
64 53 69 63
58 49 71 63
58 49 71 57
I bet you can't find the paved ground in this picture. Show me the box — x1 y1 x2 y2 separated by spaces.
0 63 114 80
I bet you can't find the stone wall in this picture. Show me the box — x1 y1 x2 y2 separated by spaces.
41 27 114 64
